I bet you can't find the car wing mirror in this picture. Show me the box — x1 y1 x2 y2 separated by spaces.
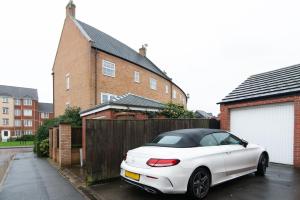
241 140 248 148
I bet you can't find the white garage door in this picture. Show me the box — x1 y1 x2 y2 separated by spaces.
230 103 294 165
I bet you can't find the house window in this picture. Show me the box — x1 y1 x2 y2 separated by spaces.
173 90 177 99
102 60 116 77
24 130 33 135
15 99 21 105
2 107 8 114
23 109 32 116
15 130 22 137
165 85 169 94
23 120 32 127
134 71 140 83
23 99 32 106
2 97 8 103
101 93 117 104
2 118 9 126
14 120 21 127
41 112 49 119
150 78 157 90
15 109 21 116
66 73 70 90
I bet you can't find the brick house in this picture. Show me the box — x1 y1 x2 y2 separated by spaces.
219 64 300 167
0 85 53 141
52 1 187 118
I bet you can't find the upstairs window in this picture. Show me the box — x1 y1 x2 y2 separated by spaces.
2 107 8 114
173 90 177 99
2 97 8 103
24 109 32 116
15 99 21 105
101 93 117 104
150 78 157 90
15 109 21 116
14 120 21 127
102 60 116 77
66 73 70 90
41 112 49 119
134 71 140 83
23 120 32 127
165 85 169 94
23 99 32 106
2 118 9 126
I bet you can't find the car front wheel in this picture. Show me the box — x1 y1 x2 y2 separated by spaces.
256 153 268 176
187 167 211 199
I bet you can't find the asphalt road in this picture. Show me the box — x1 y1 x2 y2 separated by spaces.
0 152 84 200
91 164 300 200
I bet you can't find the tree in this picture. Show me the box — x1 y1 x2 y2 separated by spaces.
161 103 195 119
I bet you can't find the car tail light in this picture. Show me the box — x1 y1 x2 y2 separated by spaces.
146 158 180 167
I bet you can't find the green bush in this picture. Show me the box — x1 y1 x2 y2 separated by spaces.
161 103 195 119
35 106 82 157
39 139 49 157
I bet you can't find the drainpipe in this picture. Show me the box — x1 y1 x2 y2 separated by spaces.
94 49 98 106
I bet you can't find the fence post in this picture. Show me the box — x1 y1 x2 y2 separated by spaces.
59 123 72 167
49 128 53 159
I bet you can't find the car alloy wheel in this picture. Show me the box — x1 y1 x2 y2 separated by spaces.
189 168 210 199
256 153 268 176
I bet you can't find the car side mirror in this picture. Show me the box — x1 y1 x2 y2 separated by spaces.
241 140 248 148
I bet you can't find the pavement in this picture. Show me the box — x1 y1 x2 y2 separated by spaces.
0 152 85 200
90 164 300 200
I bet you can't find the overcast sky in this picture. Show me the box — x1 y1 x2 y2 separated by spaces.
1 0 300 115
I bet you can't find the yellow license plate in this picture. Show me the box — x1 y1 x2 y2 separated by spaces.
125 170 140 181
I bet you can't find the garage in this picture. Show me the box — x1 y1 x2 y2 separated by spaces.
230 103 294 165
219 64 300 167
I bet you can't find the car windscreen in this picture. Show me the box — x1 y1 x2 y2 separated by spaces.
144 134 198 148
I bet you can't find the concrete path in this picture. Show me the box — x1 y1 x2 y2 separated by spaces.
0 152 84 200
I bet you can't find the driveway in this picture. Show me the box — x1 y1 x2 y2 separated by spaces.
91 164 300 200
0 152 84 200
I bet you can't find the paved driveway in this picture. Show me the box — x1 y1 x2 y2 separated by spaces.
91 164 300 200
0 152 84 200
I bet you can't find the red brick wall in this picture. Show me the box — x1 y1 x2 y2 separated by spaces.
220 95 300 167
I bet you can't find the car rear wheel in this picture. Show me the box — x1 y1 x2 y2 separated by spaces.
188 167 211 199
256 153 268 176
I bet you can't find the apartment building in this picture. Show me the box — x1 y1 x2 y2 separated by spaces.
0 85 53 140
52 1 187 117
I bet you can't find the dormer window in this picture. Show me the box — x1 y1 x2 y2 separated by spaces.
102 60 116 77
23 98 32 106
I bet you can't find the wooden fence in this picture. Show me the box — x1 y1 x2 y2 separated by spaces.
86 119 220 183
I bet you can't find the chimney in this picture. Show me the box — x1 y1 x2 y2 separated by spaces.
139 44 147 57
66 0 76 18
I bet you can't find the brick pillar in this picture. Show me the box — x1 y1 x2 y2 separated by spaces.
49 128 53 159
59 123 72 168
294 99 300 167
220 104 230 130
52 127 58 162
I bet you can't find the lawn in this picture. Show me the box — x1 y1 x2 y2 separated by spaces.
0 141 34 147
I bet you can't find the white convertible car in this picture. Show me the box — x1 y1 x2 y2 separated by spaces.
120 128 269 199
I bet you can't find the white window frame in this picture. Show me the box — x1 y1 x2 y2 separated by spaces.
15 109 21 116
2 118 9 126
23 109 32 116
14 120 21 127
102 60 116 77
24 130 33 135
41 112 49 119
23 98 32 106
173 90 177 99
23 120 32 127
100 93 117 104
165 85 169 94
2 97 8 103
2 107 8 114
150 78 157 90
15 130 22 137
134 71 140 83
66 73 70 90
15 99 21 105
